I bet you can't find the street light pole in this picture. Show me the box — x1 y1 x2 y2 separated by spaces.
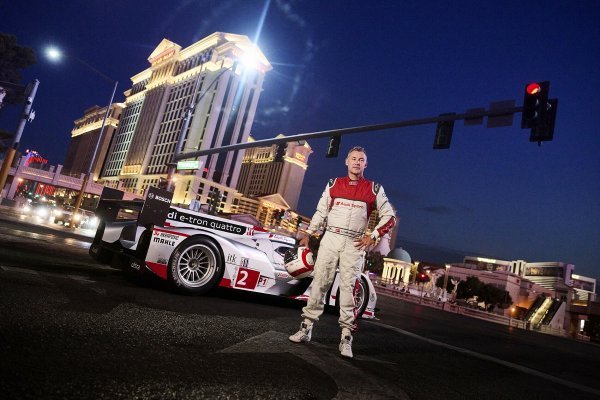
46 46 119 225
0 79 40 200
71 79 118 220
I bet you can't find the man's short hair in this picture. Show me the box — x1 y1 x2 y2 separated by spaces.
347 146 367 158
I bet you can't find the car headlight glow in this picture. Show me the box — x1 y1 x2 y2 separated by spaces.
54 209 63 216
37 208 48 217
73 214 81 222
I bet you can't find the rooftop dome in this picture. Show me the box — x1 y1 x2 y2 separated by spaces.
387 247 411 263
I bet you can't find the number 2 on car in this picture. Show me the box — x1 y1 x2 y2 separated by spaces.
234 267 260 289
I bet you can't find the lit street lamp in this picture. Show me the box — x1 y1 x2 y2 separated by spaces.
45 46 118 222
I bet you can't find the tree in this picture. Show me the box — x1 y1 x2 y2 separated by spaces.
364 251 384 274
456 276 513 312
456 276 484 300
0 33 37 107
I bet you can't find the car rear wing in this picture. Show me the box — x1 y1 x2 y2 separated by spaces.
95 186 173 227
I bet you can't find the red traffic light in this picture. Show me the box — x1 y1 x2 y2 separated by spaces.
526 83 542 95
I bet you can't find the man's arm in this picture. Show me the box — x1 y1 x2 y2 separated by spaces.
370 185 396 241
299 181 333 247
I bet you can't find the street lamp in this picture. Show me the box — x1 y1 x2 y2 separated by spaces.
45 46 118 223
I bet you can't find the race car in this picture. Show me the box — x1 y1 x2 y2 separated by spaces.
88 191 377 319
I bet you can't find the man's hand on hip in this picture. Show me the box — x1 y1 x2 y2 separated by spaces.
354 235 375 251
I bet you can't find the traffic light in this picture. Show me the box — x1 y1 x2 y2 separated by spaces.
209 189 221 214
274 143 287 162
530 98 558 143
326 135 341 158
433 113 456 149
521 81 549 129
520 81 557 144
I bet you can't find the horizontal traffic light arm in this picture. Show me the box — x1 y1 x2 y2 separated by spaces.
175 106 524 160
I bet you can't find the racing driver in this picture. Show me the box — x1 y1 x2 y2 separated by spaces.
289 145 396 358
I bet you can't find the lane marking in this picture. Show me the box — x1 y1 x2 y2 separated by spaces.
368 321 600 396
0 265 40 274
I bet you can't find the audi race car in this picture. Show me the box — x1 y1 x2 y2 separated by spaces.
89 191 378 319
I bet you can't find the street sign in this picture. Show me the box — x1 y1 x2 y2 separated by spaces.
176 160 201 170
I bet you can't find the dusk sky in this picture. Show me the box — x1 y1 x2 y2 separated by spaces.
1 1 599 279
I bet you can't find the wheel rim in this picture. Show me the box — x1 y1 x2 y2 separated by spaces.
175 244 218 287
355 280 366 311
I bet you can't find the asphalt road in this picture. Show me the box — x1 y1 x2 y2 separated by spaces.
1 214 599 400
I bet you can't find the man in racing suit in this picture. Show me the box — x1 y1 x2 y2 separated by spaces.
289 146 396 358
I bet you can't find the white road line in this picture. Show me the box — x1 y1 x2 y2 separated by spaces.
0 265 40 274
369 321 600 396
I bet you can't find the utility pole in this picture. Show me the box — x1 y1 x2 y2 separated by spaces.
0 79 40 200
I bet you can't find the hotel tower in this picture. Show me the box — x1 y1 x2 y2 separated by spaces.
99 32 271 207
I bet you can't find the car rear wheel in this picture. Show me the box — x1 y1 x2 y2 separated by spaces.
168 237 223 294
335 276 369 318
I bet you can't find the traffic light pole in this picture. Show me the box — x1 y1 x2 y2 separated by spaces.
174 105 523 160
0 79 39 200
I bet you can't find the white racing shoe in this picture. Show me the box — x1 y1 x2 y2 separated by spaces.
339 331 353 359
289 321 312 343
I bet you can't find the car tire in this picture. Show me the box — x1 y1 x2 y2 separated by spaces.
168 236 223 295
334 276 369 319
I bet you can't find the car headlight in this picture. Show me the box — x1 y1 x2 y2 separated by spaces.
73 214 81 222
37 208 48 217
23 205 31 213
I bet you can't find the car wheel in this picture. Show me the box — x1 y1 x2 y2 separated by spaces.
334 276 369 319
168 237 223 295
354 277 369 318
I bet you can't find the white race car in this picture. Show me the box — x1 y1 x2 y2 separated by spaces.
89 196 377 319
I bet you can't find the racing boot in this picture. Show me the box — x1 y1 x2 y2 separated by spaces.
339 328 353 358
289 320 312 343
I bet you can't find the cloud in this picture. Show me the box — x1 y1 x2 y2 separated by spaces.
275 0 306 28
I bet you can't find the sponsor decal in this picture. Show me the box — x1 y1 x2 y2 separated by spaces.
275 271 292 279
167 209 248 235
152 229 181 247
240 257 249 268
152 237 176 246
335 200 364 209
226 254 237 264
130 261 141 270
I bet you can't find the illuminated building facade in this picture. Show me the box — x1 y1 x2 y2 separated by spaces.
63 103 123 180
235 135 312 210
99 32 271 208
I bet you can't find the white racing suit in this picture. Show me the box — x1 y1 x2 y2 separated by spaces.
302 176 396 331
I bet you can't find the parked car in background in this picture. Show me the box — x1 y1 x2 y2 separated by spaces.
52 206 98 229
18 198 55 222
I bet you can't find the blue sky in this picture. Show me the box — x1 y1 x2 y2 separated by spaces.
1 0 599 279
